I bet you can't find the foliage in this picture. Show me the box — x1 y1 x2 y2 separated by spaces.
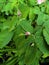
0 0 49 65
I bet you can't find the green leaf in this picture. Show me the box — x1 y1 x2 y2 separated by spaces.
28 0 37 6
20 20 34 33
33 6 40 14
46 2 49 14
24 46 41 65
2 0 17 13
14 35 34 56
36 12 49 25
43 29 49 45
0 0 6 11
5 56 16 65
19 3 29 18
0 30 13 48
44 20 49 33
29 8 35 21
2 16 19 31
35 28 49 58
